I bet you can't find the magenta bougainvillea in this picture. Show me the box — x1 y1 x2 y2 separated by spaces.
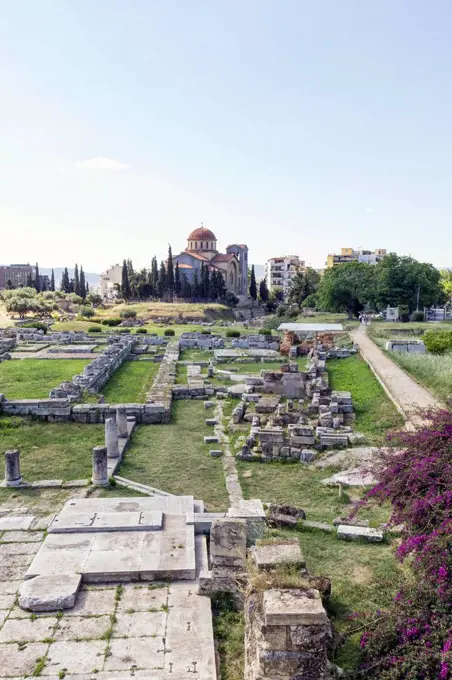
351 409 452 679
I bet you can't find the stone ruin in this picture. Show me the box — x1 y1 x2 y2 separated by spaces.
179 331 225 350
0 337 15 362
231 333 280 351
235 346 359 463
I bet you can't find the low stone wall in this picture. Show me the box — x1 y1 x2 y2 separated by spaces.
145 341 179 419
50 338 135 398
385 340 426 353
179 332 224 350
0 395 167 424
0 338 15 362
231 335 280 351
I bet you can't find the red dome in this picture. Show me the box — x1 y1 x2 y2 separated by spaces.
188 227 217 241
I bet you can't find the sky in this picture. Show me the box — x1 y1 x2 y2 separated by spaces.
1 0 452 272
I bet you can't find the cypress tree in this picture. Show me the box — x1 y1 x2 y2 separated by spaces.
79 267 86 300
26 272 33 288
158 261 166 299
182 273 192 299
74 264 80 297
259 277 269 303
166 245 175 300
151 257 159 297
174 262 181 297
61 267 70 292
192 270 200 299
202 263 210 300
50 269 55 291
121 260 131 300
35 262 40 292
249 265 257 300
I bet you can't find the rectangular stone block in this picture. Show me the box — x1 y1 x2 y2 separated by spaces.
337 524 384 542
210 518 247 565
263 589 328 626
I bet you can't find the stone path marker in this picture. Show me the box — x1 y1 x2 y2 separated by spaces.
105 417 120 458
91 445 108 486
352 325 442 423
116 406 128 437
3 449 22 487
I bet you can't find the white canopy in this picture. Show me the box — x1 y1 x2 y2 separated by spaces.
277 323 344 332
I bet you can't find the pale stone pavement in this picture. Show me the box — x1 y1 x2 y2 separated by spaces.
351 326 442 424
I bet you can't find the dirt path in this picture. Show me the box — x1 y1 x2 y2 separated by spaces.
351 325 442 425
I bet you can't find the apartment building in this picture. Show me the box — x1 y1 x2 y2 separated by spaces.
265 255 305 299
326 248 387 268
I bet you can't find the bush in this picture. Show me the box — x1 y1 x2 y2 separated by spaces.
88 326 102 333
101 318 122 327
258 328 272 336
118 328 131 333
423 330 452 354
301 293 318 309
411 310 425 322
226 330 240 338
201 329 212 335
120 309 137 319
223 291 239 307
353 410 452 678
164 328 175 336
135 328 148 334
80 306 95 318
398 304 410 322
21 321 48 334
276 305 288 317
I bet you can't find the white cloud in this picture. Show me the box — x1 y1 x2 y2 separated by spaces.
75 157 130 171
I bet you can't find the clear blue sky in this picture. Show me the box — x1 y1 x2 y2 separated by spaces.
1 0 451 272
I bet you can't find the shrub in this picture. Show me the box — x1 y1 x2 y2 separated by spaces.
351 409 452 678
22 321 48 334
398 304 410 322
120 309 137 319
301 293 318 309
276 305 288 317
135 328 148 334
118 328 131 333
259 328 272 336
411 310 425 322
423 330 452 354
164 328 175 336
88 326 102 333
226 330 240 338
101 318 122 327
223 291 239 307
80 306 95 318
201 329 211 335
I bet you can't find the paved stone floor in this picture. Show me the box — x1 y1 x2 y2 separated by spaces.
0 496 217 679
351 326 442 422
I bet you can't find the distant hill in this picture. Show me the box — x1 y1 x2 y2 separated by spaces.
40 268 100 288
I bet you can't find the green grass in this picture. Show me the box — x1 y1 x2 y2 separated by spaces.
101 360 159 403
385 351 452 402
0 417 103 481
212 594 245 680
118 400 229 511
51 320 265 339
327 354 403 444
179 349 214 361
0 359 90 399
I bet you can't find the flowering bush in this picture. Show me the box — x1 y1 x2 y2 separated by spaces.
350 409 452 678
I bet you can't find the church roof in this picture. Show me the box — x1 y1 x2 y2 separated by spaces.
188 227 217 241
211 253 236 263
183 250 209 261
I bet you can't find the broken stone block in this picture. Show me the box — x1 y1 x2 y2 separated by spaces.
250 538 306 570
210 518 247 567
19 574 82 612
263 588 328 626
337 524 384 542
210 450 223 457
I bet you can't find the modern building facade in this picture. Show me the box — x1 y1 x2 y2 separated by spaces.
100 264 122 299
326 248 387 268
172 226 248 295
0 264 35 289
265 256 306 299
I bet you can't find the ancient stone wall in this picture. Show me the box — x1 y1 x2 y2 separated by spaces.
179 332 224 349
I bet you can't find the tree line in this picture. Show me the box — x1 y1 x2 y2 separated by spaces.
119 246 237 305
283 254 448 318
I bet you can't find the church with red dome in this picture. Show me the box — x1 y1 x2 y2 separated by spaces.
171 225 248 296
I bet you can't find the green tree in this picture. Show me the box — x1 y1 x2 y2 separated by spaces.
121 260 131 300
182 273 192 299
249 265 257 300
317 261 374 318
87 292 102 306
288 267 320 305
174 262 181 297
26 272 33 288
166 245 175 300
79 267 86 300
192 270 200 299
126 259 136 297
74 264 80 297
157 261 166 299
5 280 13 290
373 254 444 312
50 269 55 291
35 262 40 292
259 277 269 303
150 257 159 298
440 269 452 301
60 267 70 293
201 262 210 299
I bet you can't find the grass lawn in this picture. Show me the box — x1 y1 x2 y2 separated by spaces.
0 359 90 399
101 360 159 402
384 351 452 403
0 417 103 481
179 349 214 361
118 400 229 511
328 354 403 444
